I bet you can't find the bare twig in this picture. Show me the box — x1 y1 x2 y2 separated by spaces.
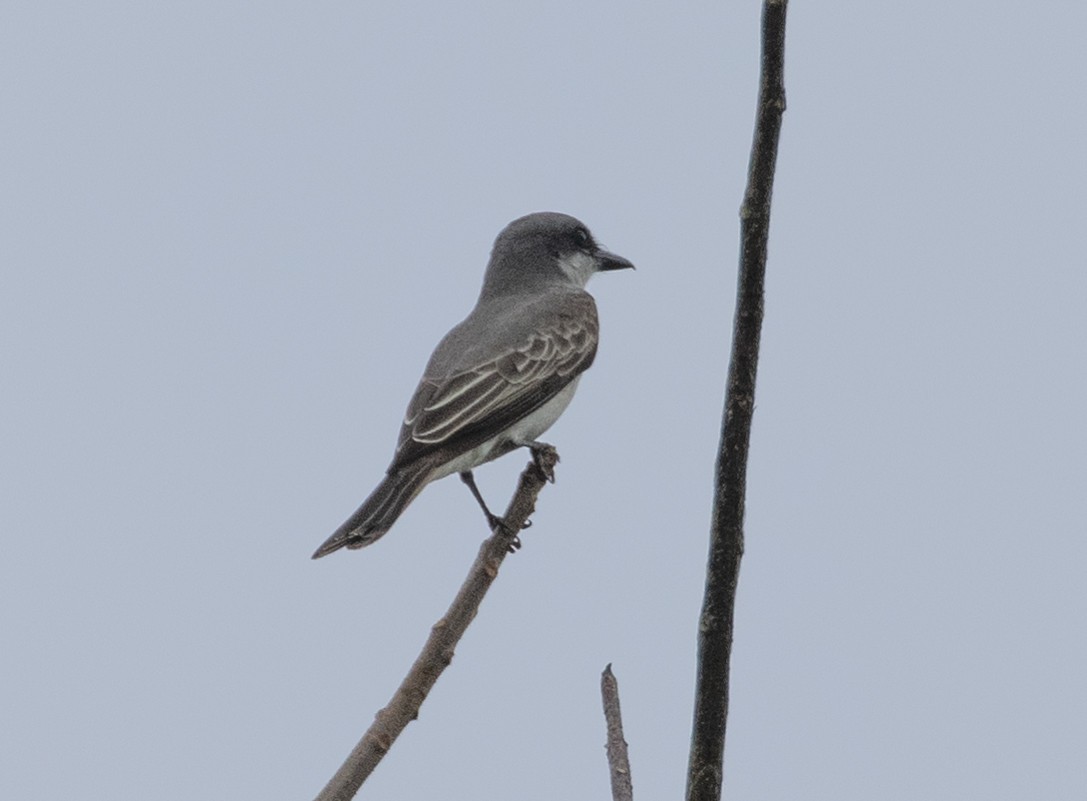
601 664 634 801
686 3 788 801
313 447 559 801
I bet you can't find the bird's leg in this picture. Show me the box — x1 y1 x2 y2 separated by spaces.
459 470 501 528
459 471 525 546
518 440 559 483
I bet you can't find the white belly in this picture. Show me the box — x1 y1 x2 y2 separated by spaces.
431 377 581 479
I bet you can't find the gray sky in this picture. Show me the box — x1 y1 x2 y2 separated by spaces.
3 3 1085 799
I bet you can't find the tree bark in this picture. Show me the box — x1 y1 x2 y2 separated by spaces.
686 3 789 800
313 447 559 801
601 664 634 801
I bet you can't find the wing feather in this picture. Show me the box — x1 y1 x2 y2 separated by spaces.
391 293 598 469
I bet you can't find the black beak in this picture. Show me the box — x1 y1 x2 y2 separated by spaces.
596 249 635 272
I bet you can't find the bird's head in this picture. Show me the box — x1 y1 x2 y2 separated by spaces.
483 212 634 295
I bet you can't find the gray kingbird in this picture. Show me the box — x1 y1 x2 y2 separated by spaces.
312 212 633 558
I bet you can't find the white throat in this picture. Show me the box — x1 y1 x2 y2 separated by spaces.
556 251 596 288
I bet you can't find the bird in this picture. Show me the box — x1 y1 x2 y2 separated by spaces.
312 212 633 558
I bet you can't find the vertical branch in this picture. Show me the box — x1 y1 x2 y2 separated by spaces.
601 664 634 801
686 3 788 801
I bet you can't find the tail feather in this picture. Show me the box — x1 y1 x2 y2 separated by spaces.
312 458 437 559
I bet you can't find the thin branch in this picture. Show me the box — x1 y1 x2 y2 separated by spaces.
686 3 788 801
313 446 560 801
601 664 634 801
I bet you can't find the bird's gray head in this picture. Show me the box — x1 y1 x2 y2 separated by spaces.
480 212 634 297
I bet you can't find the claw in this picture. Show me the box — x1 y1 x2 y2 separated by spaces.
528 443 558 483
485 513 522 552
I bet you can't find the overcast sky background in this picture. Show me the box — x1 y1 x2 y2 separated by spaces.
3 3 1085 799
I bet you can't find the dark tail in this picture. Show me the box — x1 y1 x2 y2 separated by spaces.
311 458 437 559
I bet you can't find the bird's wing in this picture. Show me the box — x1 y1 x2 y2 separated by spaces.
390 293 598 469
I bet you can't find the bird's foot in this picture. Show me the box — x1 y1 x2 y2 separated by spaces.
485 513 524 551
525 441 559 483
486 512 531 534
